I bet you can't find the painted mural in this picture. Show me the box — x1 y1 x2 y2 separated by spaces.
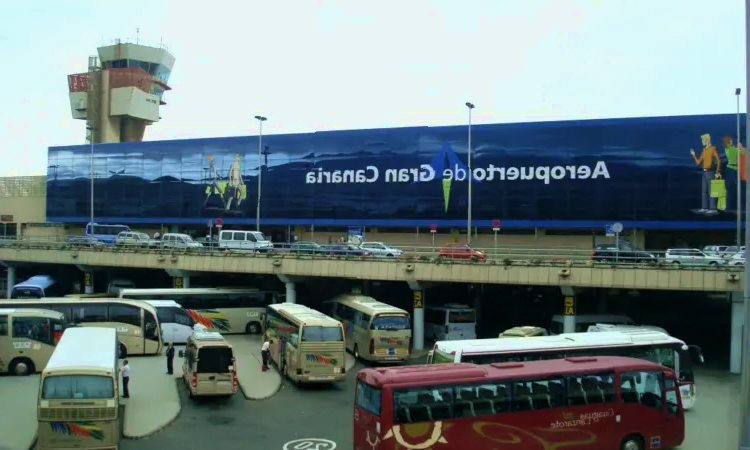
305 353 339 366
186 309 231 332
46 113 747 228
50 422 104 441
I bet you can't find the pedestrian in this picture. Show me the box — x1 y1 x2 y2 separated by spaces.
261 338 270 372
121 359 130 398
166 342 175 375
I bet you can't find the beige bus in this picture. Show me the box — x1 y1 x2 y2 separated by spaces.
325 294 411 363
498 325 548 338
179 331 238 398
262 303 346 383
0 308 67 375
37 327 120 450
118 288 278 335
5 298 163 357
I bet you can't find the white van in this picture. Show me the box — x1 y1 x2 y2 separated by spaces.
424 303 477 341
161 233 203 249
179 331 238 398
550 314 637 334
218 230 274 252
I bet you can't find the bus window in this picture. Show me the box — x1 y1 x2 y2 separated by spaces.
356 380 381 416
621 370 663 410
144 311 159 341
12 317 55 345
109 304 141 327
371 315 410 331
301 326 343 342
0 315 7 335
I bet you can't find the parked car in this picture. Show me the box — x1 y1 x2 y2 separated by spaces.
664 248 726 265
591 243 657 263
115 231 157 248
218 230 274 252
283 241 328 255
321 244 373 257
67 235 106 247
703 245 735 258
438 243 486 262
729 251 745 266
160 233 204 249
359 242 404 258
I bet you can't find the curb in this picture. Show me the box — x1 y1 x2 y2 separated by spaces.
239 376 283 401
122 379 183 440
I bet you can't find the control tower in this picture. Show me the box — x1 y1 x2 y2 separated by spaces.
66 40 175 143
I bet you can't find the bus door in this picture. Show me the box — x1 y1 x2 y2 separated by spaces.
662 371 685 446
142 309 161 354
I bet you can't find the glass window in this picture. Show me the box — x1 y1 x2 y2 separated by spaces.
42 375 115 399
12 317 54 345
664 376 679 414
233 232 244 240
0 315 7 336
155 306 175 323
196 347 234 373
301 326 343 342
109 305 141 327
356 380 381 416
144 310 159 341
75 304 107 323
371 315 410 330
566 372 615 406
513 377 566 411
448 311 476 323
175 310 194 326
620 370 663 410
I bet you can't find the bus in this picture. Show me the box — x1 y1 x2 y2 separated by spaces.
10 275 66 299
427 329 702 410
354 356 685 450
262 303 346 383
325 293 411 363
118 288 278 336
67 294 195 344
37 327 120 450
4 298 162 357
85 222 131 244
0 308 67 375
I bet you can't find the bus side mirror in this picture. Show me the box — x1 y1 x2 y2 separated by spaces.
178 350 184 358
688 345 704 364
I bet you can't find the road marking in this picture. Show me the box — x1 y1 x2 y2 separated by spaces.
282 438 337 450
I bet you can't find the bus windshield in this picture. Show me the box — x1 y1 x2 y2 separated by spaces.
449 311 475 323
42 375 115 399
371 315 410 331
302 326 343 342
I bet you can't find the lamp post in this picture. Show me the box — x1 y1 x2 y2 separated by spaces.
86 126 95 237
254 115 267 231
737 88 743 248
465 102 475 244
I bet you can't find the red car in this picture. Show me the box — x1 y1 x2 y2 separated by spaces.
438 242 487 262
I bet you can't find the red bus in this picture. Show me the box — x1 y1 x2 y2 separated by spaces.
354 356 684 450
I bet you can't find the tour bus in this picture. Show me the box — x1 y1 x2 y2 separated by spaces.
118 288 278 335
10 275 67 299
262 303 346 383
0 308 67 375
85 222 131 244
67 294 195 344
425 303 476 341
4 298 162 358
37 327 120 450
354 356 685 450
550 314 668 335
427 329 703 410
325 293 412 362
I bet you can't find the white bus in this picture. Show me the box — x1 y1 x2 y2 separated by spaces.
425 303 476 341
427 329 703 410
5 298 163 358
10 275 66 299
0 308 68 375
118 288 278 336
37 327 119 450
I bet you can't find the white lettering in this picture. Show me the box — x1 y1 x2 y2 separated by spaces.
577 165 592 179
443 169 453 181
551 166 565 180
535 166 550 184
506 167 519 180
365 166 378 182
385 168 398 182
520 167 534 180
591 161 610 178
420 164 435 181
473 168 487 181
453 165 467 181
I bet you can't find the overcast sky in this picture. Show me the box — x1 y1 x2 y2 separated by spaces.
1 0 745 177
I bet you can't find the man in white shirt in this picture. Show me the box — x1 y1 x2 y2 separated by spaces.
261 339 270 372
121 360 131 398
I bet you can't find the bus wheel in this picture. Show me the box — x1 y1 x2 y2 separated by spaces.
246 322 261 334
620 435 644 450
10 358 34 376
119 343 128 359
354 344 360 359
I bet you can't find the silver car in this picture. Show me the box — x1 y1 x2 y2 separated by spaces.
665 248 726 266
359 242 404 258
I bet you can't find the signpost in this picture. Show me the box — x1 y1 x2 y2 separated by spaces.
430 224 437 249
215 217 223 229
612 222 624 263
492 219 501 251
605 224 614 237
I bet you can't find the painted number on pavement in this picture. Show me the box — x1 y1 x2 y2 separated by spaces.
282 438 337 450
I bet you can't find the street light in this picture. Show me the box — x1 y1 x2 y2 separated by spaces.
737 88 743 248
465 102 475 244
254 115 267 231
86 126 96 238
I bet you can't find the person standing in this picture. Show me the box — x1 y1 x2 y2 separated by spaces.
121 360 131 398
261 338 270 372
690 133 722 214
166 342 175 375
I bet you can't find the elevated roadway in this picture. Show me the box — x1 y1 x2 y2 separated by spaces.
0 240 742 292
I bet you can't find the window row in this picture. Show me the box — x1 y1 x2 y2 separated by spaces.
124 293 276 310
0 316 61 346
385 370 676 424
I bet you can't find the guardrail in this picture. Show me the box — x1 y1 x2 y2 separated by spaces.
0 236 743 271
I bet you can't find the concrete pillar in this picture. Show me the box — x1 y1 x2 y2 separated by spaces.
84 271 94 294
731 292 744 374
560 286 577 334
285 282 296 304
173 276 190 289
407 281 428 350
6 266 15 299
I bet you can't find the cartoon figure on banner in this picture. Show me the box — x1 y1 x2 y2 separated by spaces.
689 133 722 215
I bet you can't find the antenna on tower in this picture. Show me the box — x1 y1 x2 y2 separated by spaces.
136 28 140 44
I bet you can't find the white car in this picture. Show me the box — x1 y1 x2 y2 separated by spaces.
729 252 745 266
160 233 204 249
664 248 725 266
359 242 403 258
